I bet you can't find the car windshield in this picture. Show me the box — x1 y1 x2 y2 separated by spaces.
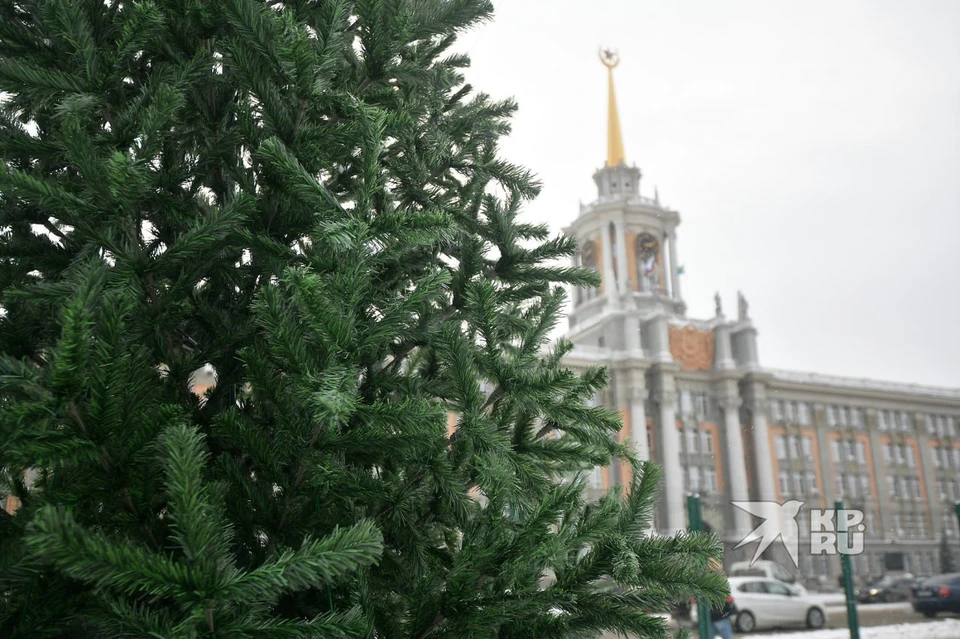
923 574 960 586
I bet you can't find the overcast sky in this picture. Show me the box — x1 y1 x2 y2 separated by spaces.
453 0 960 389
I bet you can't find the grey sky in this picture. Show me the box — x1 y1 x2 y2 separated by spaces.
454 0 960 388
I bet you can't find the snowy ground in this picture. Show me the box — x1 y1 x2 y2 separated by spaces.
746 618 960 639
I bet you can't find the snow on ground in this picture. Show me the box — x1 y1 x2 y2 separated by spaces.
747 618 960 639
847 601 916 614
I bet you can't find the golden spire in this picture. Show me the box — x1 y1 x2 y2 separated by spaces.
599 48 625 166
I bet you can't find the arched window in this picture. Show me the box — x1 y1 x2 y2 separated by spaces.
580 239 599 303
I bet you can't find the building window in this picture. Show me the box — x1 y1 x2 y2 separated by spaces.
780 471 790 496
688 466 701 492
850 408 863 428
794 472 805 496
695 393 709 418
906 446 915 468
827 405 837 427
878 410 888 431
931 445 940 468
807 471 818 494
704 468 717 493
898 411 911 432
844 440 855 462
789 436 801 460
775 436 787 460
855 441 866 465
888 476 897 498
785 401 796 424
859 474 870 498
685 429 699 454
680 390 693 416
801 436 814 460
771 400 783 423
832 440 841 463
839 407 849 427
700 430 712 455
938 480 947 500
798 402 811 425
944 513 958 537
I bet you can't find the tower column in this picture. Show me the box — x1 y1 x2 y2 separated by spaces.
668 230 681 301
714 324 735 370
719 394 752 537
661 233 674 298
570 252 580 307
743 380 777 502
615 218 629 295
653 374 684 535
628 369 650 462
601 225 617 302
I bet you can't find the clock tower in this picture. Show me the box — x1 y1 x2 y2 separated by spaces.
564 50 687 354
560 51 768 540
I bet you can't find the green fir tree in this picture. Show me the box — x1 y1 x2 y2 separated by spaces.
0 0 726 637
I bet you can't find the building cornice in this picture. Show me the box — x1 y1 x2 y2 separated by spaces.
765 368 960 405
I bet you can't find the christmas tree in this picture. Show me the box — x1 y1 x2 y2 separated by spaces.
0 0 726 636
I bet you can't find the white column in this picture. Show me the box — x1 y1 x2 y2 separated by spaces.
600 224 617 301
720 396 752 537
747 389 777 503
625 370 654 536
656 388 685 535
668 231 681 301
625 314 642 351
629 372 650 462
714 325 735 370
570 253 579 307
661 235 674 298
615 218 629 295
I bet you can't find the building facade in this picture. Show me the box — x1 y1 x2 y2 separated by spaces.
559 52 960 588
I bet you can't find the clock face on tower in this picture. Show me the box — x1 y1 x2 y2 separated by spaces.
636 232 659 260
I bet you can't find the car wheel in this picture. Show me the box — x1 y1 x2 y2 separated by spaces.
736 610 756 633
806 607 825 630
922 610 937 618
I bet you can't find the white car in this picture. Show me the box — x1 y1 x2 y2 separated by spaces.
692 576 828 633
729 560 809 596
